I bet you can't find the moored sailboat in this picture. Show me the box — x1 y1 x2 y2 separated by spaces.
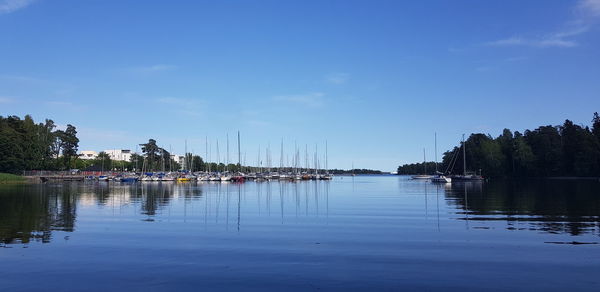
411 148 432 179
430 133 451 183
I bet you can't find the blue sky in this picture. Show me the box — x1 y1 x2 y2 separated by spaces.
1 0 600 171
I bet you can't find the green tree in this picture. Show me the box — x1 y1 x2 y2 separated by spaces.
525 126 562 176
592 112 600 143
57 124 79 169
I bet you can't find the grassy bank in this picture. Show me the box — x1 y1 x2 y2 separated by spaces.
0 173 26 184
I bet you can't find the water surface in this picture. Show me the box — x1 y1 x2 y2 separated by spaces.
1 176 599 291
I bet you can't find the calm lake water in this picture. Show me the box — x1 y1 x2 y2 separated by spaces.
1 176 599 291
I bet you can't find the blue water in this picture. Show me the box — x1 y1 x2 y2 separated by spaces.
1 176 599 291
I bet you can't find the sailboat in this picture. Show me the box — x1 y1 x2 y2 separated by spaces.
322 140 333 180
450 134 484 181
431 133 451 183
411 148 432 179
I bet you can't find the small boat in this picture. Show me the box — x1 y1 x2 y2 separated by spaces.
120 177 138 183
412 148 431 179
97 175 109 182
431 174 451 183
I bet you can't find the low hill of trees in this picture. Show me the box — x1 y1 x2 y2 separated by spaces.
397 113 600 178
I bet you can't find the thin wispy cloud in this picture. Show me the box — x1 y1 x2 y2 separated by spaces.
0 74 50 85
486 35 579 48
0 0 35 14
273 92 325 107
0 96 14 103
77 127 140 149
123 64 178 76
155 97 203 117
486 0 600 49
45 100 87 111
325 73 350 85
576 0 600 18
505 56 528 62
155 97 202 106
475 66 493 72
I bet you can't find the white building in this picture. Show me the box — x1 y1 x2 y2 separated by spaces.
78 150 98 160
171 154 185 168
105 149 134 162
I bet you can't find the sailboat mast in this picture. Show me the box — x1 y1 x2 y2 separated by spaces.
237 131 241 171
226 133 230 172
423 148 427 174
325 140 328 174
185 139 188 171
434 133 438 173
216 139 220 172
280 138 284 173
462 134 466 176
305 144 308 173
135 145 139 172
169 144 172 172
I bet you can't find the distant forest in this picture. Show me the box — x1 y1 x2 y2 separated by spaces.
0 115 79 173
397 113 600 178
328 169 386 175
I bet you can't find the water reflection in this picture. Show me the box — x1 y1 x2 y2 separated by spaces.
2 178 599 246
0 181 331 245
0 184 78 244
444 179 600 236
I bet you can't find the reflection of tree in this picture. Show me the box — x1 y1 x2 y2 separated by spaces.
446 180 600 235
0 184 79 244
0 182 209 245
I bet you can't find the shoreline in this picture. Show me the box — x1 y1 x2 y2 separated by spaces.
0 173 28 184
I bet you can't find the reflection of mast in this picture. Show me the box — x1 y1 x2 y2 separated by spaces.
436 184 441 232
464 183 470 230
257 181 262 215
204 182 208 229
326 180 329 223
237 184 241 231
226 183 230 230
280 182 284 224
424 181 428 219
215 184 221 223
305 180 309 215
294 182 299 219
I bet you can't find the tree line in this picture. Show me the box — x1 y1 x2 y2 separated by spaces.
397 113 600 178
0 115 79 173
